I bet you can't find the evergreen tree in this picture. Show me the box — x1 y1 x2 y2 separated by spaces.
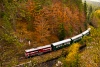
84 1 87 18
58 23 66 41
89 6 93 14
87 6 93 24
84 1 88 29
1 0 18 32
75 0 83 11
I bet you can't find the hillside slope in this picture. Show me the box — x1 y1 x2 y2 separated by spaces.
79 10 100 67
0 0 87 66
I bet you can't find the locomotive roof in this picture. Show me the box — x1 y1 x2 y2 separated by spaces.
71 34 83 40
88 28 91 31
52 39 71 46
25 45 51 52
82 28 91 35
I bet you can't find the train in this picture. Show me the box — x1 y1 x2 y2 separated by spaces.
25 28 91 58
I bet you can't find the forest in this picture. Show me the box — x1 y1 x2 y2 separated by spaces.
0 0 86 46
0 0 98 67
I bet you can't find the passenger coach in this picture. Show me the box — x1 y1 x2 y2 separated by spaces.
51 39 71 50
71 34 83 43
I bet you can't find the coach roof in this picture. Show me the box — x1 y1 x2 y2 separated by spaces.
52 39 71 46
71 34 83 40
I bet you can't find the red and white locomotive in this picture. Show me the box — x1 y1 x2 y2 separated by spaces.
25 45 52 58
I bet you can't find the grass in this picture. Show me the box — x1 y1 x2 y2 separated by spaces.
79 26 100 67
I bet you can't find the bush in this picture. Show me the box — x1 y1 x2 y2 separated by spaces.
0 33 21 46
65 43 80 67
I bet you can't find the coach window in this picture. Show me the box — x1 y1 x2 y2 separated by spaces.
61 44 62 46
67 42 70 44
58 45 60 47
56 46 58 48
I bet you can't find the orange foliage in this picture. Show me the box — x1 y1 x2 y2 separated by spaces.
16 1 86 46
26 0 35 15
34 11 50 45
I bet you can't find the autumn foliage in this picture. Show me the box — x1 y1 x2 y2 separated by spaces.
66 43 80 67
0 0 88 66
0 0 86 47
15 0 86 47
